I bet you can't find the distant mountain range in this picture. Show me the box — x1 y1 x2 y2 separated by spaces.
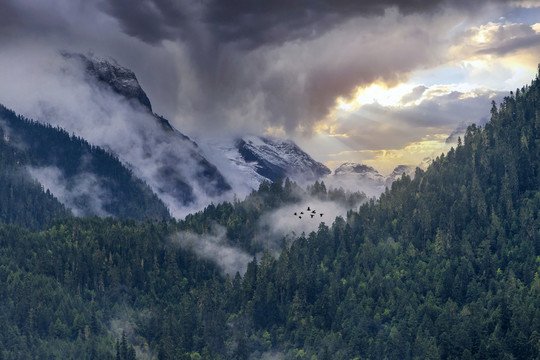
0 52 421 220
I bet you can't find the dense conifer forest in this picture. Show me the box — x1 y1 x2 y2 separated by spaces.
1 71 540 359
0 105 170 228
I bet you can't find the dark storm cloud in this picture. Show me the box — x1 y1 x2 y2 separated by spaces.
91 0 516 138
100 0 190 44
102 0 506 47
0 1 70 39
0 2 19 31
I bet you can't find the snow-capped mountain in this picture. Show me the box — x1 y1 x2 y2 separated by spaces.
334 162 384 178
205 135 331 193
234 135 331 184
59 53 335 213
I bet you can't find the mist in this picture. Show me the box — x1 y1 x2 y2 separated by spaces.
27 166 112 217
323 174 386 199
254 185 366 255
109 307 155 360
171 224 253 276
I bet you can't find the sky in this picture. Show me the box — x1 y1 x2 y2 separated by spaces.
0 0 539 175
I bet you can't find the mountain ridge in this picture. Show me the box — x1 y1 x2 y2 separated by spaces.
61 53 232 215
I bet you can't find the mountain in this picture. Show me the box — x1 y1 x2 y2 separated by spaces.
334 162 384 178
385 164 416 186
231 135 331 184
0 104 170 225
60 53 231 215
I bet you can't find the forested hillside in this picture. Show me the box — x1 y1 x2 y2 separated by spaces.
0 105 170 227
1 72 540 359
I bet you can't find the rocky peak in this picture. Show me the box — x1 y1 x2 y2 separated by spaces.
64 53 153 112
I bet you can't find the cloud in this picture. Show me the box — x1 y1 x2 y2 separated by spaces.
452 21 540 57
0 0 530 143
257 351 285 360
399 86 429 105
325 173 387 198
169 9 460 138
101 0 507 48
26 166 112 217
172 187 367 275
171 224 253 276
0 0 536 203
446 122 470 143
305 84 506 174
325 86 504 152
0 2 20 33
87 0 519 140
109 308 155 360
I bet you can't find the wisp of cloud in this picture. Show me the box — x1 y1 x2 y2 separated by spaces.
171 224 253 276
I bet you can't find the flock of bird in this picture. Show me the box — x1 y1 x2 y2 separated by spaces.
294 206 323 219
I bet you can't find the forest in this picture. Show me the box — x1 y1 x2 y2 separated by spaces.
1 71 540 359
0 104 170 228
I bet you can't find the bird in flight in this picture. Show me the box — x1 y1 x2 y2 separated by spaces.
295 207 324 220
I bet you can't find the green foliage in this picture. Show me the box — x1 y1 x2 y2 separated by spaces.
0 167 68 230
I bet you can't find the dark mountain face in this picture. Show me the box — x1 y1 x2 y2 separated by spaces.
60 53 231 215
0 104 170 223
64 52 153 113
